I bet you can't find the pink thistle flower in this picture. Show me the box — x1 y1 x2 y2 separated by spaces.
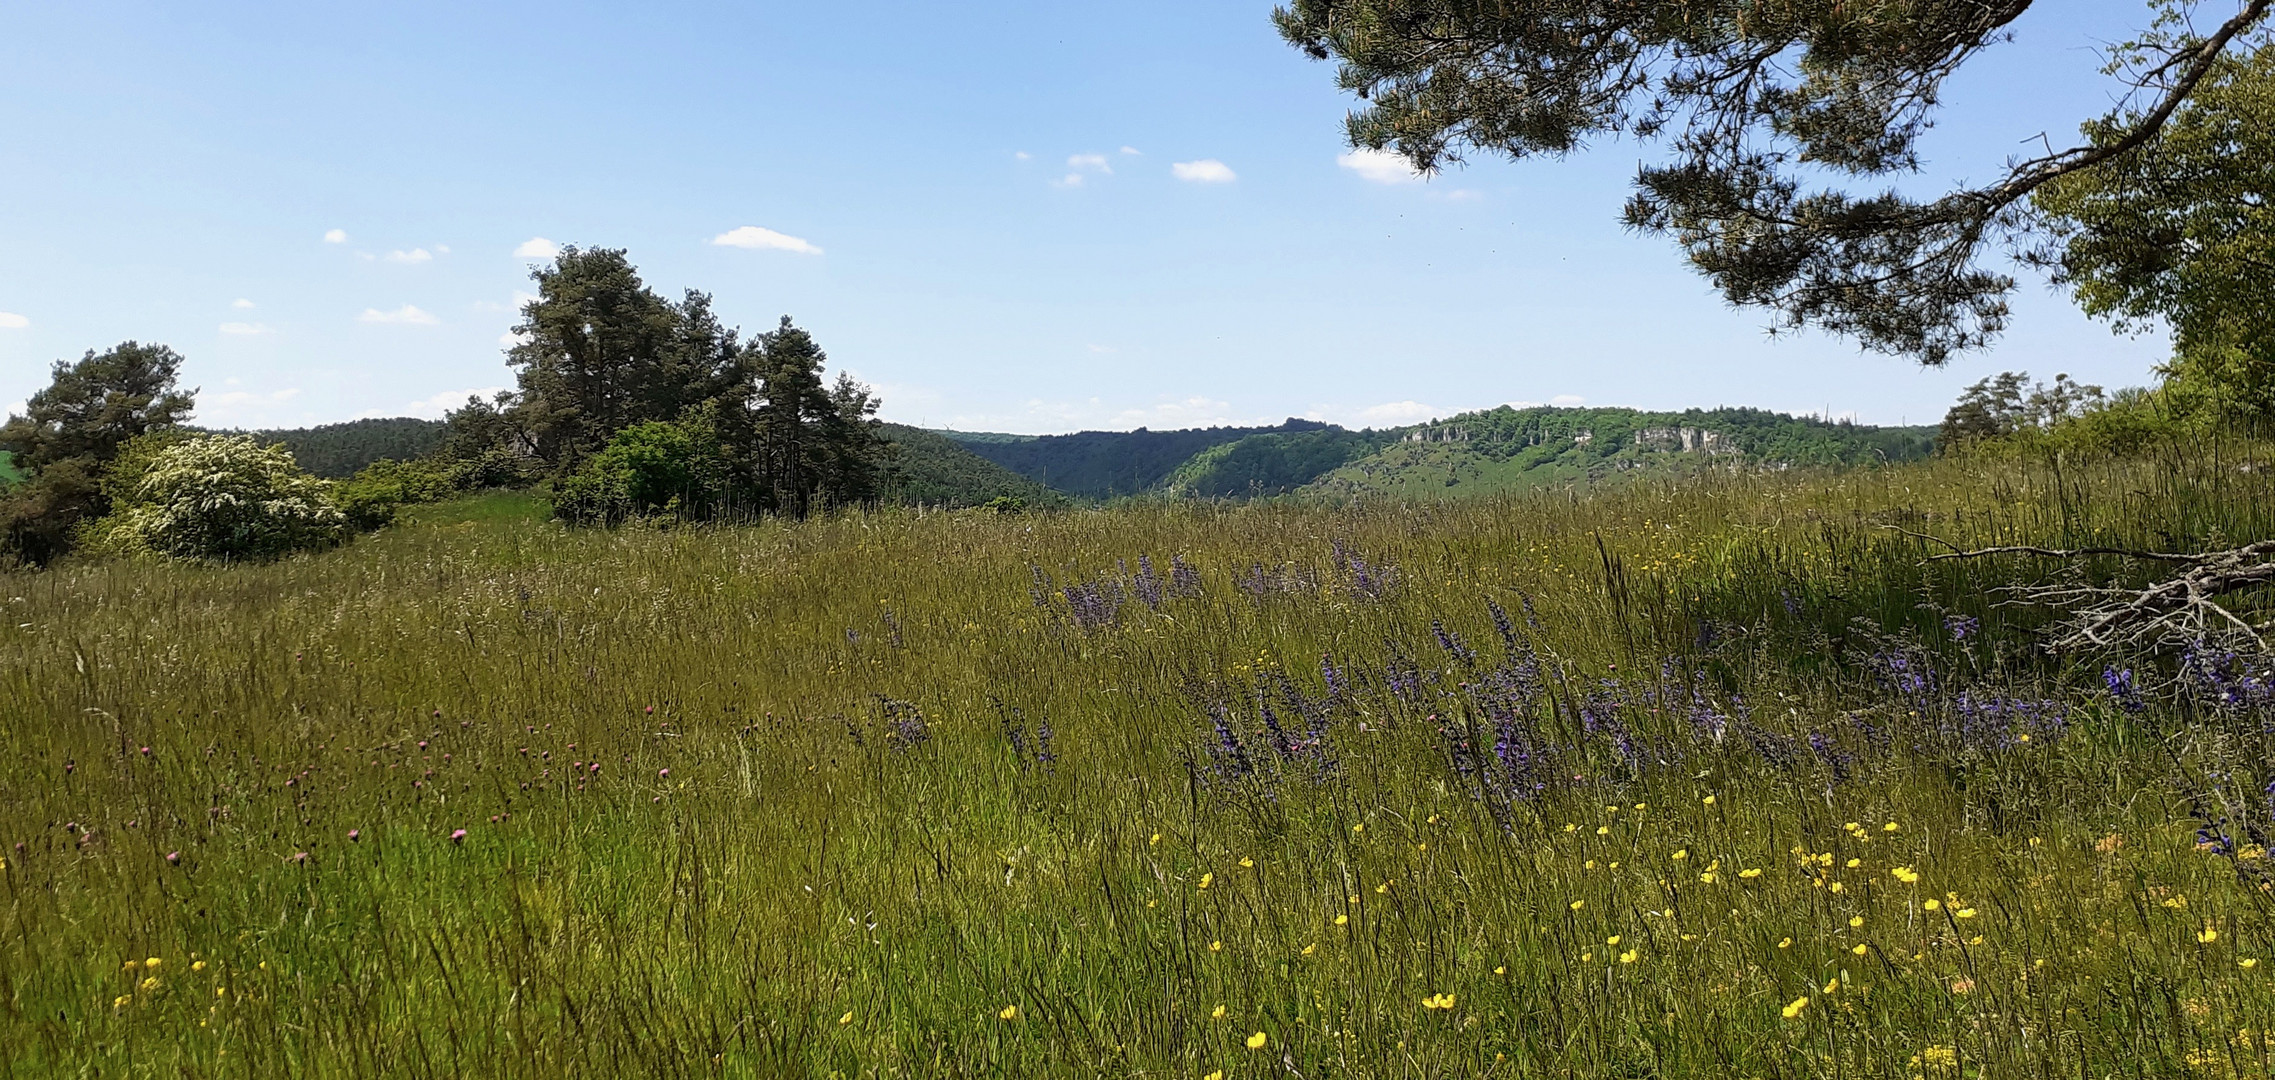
449 829 467 844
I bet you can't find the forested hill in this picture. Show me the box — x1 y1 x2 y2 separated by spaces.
1301 405 1936 498
934 405 1935 501
249 418 448 477
943 419 1335 499
874 424 1062 508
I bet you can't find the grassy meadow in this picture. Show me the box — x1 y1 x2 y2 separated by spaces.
8 445 2275 1078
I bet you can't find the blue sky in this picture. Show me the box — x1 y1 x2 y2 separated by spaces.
0 1 2177 433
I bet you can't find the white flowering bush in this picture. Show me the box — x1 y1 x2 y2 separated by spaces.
94 434 345 561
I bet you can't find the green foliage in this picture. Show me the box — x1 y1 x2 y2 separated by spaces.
874 424 1060 509
10 450 2275 1075
0 450 21 487
0 341 197 566
330 458 464 531
551 418 732 527
2034 42 2275 419
953 419 1335 499
86 434 346 562
1938 372 2108 447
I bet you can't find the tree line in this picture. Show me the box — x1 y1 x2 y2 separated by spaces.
0 246 890 566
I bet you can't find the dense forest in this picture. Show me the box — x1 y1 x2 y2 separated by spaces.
946 419 1337 498
248 417 448 477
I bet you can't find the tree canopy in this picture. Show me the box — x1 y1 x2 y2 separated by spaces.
1274 0 2274 363
2032 41 2275 417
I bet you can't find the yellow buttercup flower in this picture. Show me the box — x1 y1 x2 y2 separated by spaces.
2241 958 2260 969
1891 866 1919 883
2200 927 2220 944
1954 908 1977 920
1212 1004 1227 1019
1198 873 1213 891
1702 795 1716 806
1149 832 1162 846
1781 996 1810 1019
1923 899 1941 911
1333 914 1348 926
1777 937 1793 949
1852 944 1869 956
1301 943 1316 956
1375 883 1389 894
1209 940 1224 952
1421 992 1457 1010
838 1011 853 1025
144 958 163 970
1619 949 1638 964
1739 868 1762 879
1672 849 1688 862
1606 935 1621 946
999 1005 1019 1021
1205 1072 1224 1080
1569 899 1585 911
1246 1031 1269 1050
1822 978 1838 994
1239 857 1254 868
1849 916 1865 928
191 961 206 973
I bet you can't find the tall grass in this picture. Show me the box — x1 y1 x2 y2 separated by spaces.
5 448 2275 1077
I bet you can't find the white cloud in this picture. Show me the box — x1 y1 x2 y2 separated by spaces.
1171 159 1237 183
435 244 451 254
514 237 560 259
1086 344 1116 354
711 225 823 255
323 228 348 244
218 322 274 336
0 311 27 330
383 248 434 264
358 305 439 326
1337 148 1425 185
1067 153 1111 174
1550 394 1585 407
1014 150 1031 161
1056 173 1085 188
232 298 256 309
1119 146 1142 156
3 401 23 420
202 387 303 423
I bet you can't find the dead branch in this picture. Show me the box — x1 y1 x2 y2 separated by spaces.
1886 531 2275 652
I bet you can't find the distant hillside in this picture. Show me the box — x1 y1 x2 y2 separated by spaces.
945 419 1334 499
877 424 1061 508
1303 405 1935 498
253 418 448 477
1161 427 1393 497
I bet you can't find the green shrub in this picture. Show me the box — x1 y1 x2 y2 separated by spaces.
332 458 462 530
552 419 730 526
88 434 346 561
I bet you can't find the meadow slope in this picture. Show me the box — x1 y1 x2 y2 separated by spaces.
5 447 2275 1078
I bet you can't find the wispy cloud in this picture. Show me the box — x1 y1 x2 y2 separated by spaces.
323 228 347 244
1172 159 1237 184
514 237 560 259
711 225 823 255
1337 148 1426 185
358 305 439 326
1014 150 1031 161
383 248 434 264
1119 146 1143 156
0 311 27 330
218 322 273 336
1068 153 1112 174
232 298 256 309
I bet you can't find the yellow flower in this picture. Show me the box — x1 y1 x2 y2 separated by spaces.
1954 908 1977 920
1781 996 1810 1019
1920 1044 1957 1068
1150 832 1162 846
2200 927 2220 944
1845 858 1861 869
999 1005 1019 1021
140 976 160 992
1923 899 1941 911
838 1011 853 1025
1246 1031 1269 1050
1301 943 1316 956
1852 944 1869 957
1333 914 1348 926
1212 1004 1227 1019
2242 958 2260 969
1563 823 1578 833
1672 849 1688 862
1828 882 1844 893
1702 795 1716 806
1606 935 1621 946
1569 899 1585 911
1849 916 1865 928
1198 873 1213 890
1351 823 1363 834
1619 949 1638 964
1891 866 1919 883
1375 883 1389 894
1494 965 1507 975
112 995 130 1008
145 958 163 970
1822 978 1839 994
1205 1072 1224 1080
1596 826 1611 836
1777 937 1793 949
1585 859 1598 870
1581 951 1593 962
1884 822 1900 832
1239 857 1254 869
1739 868 1762 879
1209 940 1224 952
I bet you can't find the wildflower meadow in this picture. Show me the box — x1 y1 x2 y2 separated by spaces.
6 446 2275 1078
